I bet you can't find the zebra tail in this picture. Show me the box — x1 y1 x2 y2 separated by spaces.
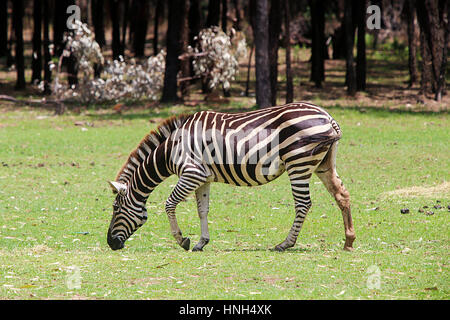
308 118 342 156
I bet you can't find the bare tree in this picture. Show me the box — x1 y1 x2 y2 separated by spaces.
161 0 184 102
13 0 25 89
254 0 272 107
0 0 8 59
207 0 220 27
355 0 366 91
132 0 149 57
310 0 325 88
416 0 448 101
153 0 164 55
404 0 417 87
284 0 293 103
31 0 42 83
92 0 106 47
269 0 281 105
344 0 356 96
43 0 52 93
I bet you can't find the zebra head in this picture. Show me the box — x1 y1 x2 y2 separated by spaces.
107 181 148 250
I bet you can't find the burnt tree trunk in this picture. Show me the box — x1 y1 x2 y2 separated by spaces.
417 0 449 101
43 0 51 93
13 0 25 90
207 0 220 27
254 0 272 108
161 0 184 102
343 0 356 96
419 28 433 95
355 0 366 91
153 0 163 55
121 0 129 55
179 0 190 96
0 0 8 58
31 0 43 83
92 0 106 47
110 0 122 59
222 0 228 32
268 0 281 105
405 0 417 87
284 0 293 103
189 0 201 46
310 0 325 87
133 0 149 57
233 0 242 31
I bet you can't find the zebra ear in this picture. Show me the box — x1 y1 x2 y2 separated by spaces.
108 181 127 196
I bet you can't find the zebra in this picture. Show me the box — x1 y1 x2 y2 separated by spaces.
107 102 356 252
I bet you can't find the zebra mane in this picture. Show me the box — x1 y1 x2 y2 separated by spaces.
115 114 192 184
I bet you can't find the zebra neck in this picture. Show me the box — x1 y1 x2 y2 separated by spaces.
126 146 171 205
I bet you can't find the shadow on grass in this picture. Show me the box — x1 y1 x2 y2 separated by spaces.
220 247 312 253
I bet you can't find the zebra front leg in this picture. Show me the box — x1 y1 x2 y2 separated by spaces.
165 168 207 251
274 169 313 251
192 183 211 251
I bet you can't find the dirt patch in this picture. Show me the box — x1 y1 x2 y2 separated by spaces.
383 182 450 199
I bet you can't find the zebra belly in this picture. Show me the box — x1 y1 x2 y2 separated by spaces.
205 156 286 186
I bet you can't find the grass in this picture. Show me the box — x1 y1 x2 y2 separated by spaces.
0 103 448 300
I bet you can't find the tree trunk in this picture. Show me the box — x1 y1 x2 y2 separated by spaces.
13 0 25 90
310 0 325 88
419 28 433 95
435 0 450 101
283 0 293 103
245 43 254 97
133 0 149 57
269 0 281 105
121 0 129 56
0 0 7 58
43 0 52 93
110 0 122 59
416 0 445 98
405 0 417 87
207 0 220 27
189 0 201 46
31 0 43 84
232 0 242 31
179 0 190 96
92 0 106 47
254 0 272 108
343 0 356 96
222 0 228 32
355 0 366 91
161 0 184 102
153 0 163 55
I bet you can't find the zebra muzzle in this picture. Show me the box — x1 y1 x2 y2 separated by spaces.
107 230 125 251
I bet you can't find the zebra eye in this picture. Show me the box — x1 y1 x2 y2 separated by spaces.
113 203 120 212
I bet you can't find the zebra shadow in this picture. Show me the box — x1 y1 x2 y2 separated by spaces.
219 247 312 253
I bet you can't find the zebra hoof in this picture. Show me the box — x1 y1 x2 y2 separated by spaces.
192 245 203 252
181 237 190 251
272 245 286 252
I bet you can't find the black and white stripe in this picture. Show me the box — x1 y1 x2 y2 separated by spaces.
107 102 356 252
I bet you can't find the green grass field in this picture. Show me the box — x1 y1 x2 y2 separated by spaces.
0 103 448 300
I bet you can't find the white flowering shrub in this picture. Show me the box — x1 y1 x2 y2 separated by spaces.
38 23 247 105
189 27 247 90
39 21 165 104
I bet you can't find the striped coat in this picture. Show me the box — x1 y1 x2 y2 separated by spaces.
107 102 355 252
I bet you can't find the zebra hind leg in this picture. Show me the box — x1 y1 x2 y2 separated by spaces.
273 168 313 252
165 167 207 251
315 142 355 251
192 183 211 251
